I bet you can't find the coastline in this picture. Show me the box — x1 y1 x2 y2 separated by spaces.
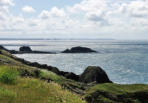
0 45 148 103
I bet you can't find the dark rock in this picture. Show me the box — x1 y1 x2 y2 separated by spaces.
40 77 52 82
64 72 79 81
33 69 41 77
16 46 54 54
19 46 32 52
132 91 148 103
62 49 70 53
26 62 60 74
62 46 97 53
31 62 40 67
41 64 48 68
58 71 79 81
9 50 19 54
80 66 112 83
0 45 9 51
20 69 33 77
48 66 60 74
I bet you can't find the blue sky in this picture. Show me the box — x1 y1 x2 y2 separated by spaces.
10 0 81 16
0 0 148 39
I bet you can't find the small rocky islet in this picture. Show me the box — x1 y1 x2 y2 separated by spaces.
6 46 97 54
9 46 54 54
62 46 97 53
0 45 148 103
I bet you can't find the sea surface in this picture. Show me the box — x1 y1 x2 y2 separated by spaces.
1 39 148 84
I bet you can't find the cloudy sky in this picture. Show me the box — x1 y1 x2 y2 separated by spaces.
0 0 148 39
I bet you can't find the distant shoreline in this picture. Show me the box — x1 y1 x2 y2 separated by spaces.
0 38 115 40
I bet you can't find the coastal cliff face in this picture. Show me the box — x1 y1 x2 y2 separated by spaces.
0 46 148 103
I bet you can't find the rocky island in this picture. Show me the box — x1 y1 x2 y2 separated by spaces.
62 46 97 53
5 46 97 54
0 45 148 103
8 46 55 54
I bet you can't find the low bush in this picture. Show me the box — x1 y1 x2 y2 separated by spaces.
0 66 19 84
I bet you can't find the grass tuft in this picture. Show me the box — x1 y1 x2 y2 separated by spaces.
0 87 16 103
0 66 19 84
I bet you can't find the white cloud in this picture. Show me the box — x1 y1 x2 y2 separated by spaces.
0 0 14 13
39 7 66 19
119 0 148 18
0 0 14 21
0 0 14 6
22 6 36 13
67 0 109 26
0 0 148 39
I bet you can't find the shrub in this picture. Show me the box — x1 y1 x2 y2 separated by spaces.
0 66 19 84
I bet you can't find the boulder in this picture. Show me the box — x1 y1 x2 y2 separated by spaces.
62 46 97 53
19 46 32 52
80 66 112 83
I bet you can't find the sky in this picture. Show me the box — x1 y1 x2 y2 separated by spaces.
0 0 148 39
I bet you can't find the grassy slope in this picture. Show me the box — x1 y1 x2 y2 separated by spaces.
0 78 85 103
0 49 86 103
85 83 148 103
0 49 86 93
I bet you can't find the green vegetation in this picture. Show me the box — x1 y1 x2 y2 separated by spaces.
40 69 62 82
0 78 85 103
85 83 148 103
86 83 148 95
39 69 86 94
0 49 86 103
0 66 19 84
0 87 16 102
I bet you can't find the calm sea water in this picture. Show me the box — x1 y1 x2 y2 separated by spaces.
1 39 148 84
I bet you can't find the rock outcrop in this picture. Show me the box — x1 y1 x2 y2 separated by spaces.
18 46 55 54
0 45 9 51
59 71 79 81
62 46 97 53
80 66 112 83
19 46 32 52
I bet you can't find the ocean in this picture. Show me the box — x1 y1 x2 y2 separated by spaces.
1 39 148 84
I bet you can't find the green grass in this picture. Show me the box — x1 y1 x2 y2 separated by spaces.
0 78 86 103
39 69 86 94
85 83 148 103
0 66 19 84
40 69 62 81
0 54 22 65
0 87 16 103
86 83 148 95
